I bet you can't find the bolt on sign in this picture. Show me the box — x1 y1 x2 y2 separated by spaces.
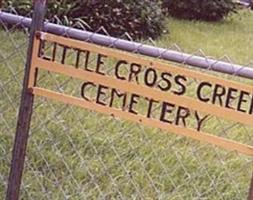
29 31 253 156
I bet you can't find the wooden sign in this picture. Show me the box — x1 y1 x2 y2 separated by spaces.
28 31 253 156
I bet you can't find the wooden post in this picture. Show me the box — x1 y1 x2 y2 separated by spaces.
5 1 46 200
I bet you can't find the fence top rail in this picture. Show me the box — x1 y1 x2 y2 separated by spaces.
0 11 253 80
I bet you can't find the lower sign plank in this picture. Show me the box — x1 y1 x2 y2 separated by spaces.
31 87 253 156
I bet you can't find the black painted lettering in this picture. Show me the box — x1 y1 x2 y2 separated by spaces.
175 106 190 127
75 50 81 68
81 82 95 101
96 84 108 106
225 87 237 109
197 82 212 102
61 46 67 64
158 72 172 91
212 84 226 106
146 98 159 118
84 51 92 72
109 89 127 110
237 91 250 113
128 63 142 83
128 94 140 115
248 94 253 114
173 75 187 95
144 68 158 87
160 102 175 124
115 60 127 80
96 54 107 75
195 112 209 131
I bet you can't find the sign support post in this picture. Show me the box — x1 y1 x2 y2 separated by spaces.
248 174 253 200
5 1 46 200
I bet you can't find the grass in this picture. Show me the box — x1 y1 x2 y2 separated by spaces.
157 9 253 65
1 9 253 200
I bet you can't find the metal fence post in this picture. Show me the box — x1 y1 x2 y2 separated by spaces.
5 1 46 200
248 174 253 200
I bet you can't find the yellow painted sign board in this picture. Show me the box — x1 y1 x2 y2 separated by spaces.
28 31 253 156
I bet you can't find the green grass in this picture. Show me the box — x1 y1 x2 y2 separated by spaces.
1 10 253 200
157 10 253 65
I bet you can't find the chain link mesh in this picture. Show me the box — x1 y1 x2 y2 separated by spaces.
1 10 253 200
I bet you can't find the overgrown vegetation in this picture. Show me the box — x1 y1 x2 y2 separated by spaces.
3 0 166 40
163 0 237 21
2 0 241 39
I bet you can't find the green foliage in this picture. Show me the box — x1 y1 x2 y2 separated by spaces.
3 0 30 15
163 0 237 21
3 0 166 40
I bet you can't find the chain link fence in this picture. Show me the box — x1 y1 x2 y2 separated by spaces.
1 8 253 200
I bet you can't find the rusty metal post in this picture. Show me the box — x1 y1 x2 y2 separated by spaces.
5 1 46 200
248 174 253 200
